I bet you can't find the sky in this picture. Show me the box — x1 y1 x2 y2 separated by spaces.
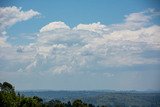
0 0 160 91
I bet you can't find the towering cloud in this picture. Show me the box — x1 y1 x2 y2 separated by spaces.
0 8 160 75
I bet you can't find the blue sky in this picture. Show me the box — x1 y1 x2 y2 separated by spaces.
1 0 160 35
0 0 160 91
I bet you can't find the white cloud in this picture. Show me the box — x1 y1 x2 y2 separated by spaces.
125 13 150 23
0 36 10 47
74 22 106 33
0 8 160 75
0 6 40 33
50 65 72 74
0 6 40 48
111 9 160 31
39 21 70 32
125 8 160 23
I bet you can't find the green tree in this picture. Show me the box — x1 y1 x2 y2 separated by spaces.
33 96 43 103
72 99 85 107
0 82 15 92
65 101 72 107
47 100 65 107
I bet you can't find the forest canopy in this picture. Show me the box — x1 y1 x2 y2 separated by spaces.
0 82 97 107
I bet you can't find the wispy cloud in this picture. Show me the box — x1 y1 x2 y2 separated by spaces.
0 6 40 32
0 6 40 47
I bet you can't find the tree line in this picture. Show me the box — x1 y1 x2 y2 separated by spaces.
0 82 107 107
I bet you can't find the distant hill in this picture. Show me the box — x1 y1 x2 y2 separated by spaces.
20 91 107 101
20 91 160 107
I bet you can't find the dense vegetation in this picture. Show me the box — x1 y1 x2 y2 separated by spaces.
83 92 160 107
0 82 98 107
22 91 160 107
1 82 160 107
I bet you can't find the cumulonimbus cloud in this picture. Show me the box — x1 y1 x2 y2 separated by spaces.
0 8 160 75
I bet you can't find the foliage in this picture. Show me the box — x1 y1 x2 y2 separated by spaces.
0 82 15 92
0 82 103 107
1 82 160 107
21 90 160 107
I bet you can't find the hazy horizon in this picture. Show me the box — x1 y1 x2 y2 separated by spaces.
16 88 160 92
